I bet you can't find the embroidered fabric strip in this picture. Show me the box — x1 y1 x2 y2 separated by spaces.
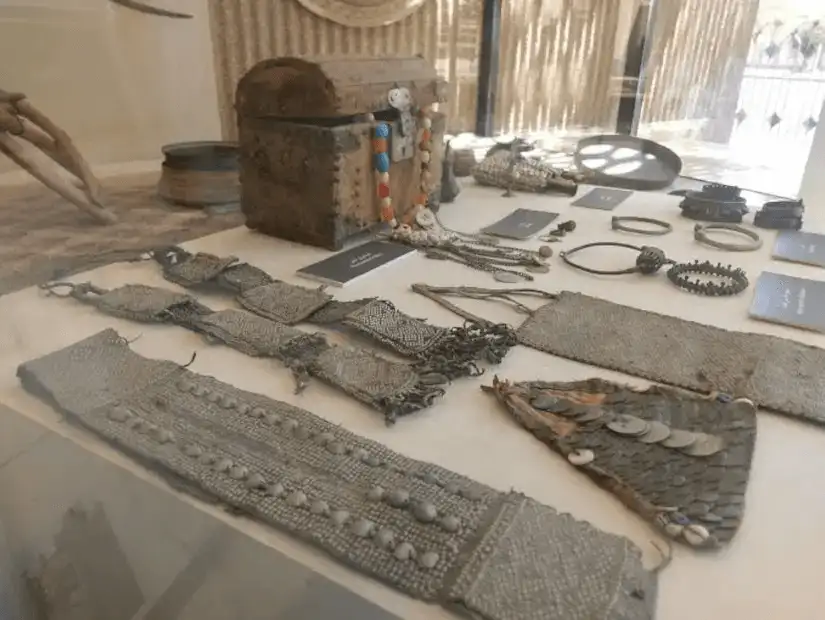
410 284 825 427
44 283 444 424
17 329 658 620
518 292 825 426
62 283 213 323
237 281 332 325
486 377 756 548
151 247 518 379
342 299 518 379
153 247 241 289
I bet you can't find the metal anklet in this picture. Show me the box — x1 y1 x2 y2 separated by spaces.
667 261 749 296
611 216 673 236
693 223 762 252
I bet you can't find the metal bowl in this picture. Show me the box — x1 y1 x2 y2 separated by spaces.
161 141 239 172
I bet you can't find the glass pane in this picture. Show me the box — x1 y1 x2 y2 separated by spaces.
635 0 825 198
448 0 644 166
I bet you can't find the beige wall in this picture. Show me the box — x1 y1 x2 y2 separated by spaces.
0 0 222 174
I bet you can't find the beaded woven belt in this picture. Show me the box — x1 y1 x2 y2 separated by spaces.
17 329 658 620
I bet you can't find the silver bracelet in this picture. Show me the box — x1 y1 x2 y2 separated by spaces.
693 223 762 252
611 216 673 236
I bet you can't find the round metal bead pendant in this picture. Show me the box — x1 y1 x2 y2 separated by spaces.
637 421 672 444
661 429 698 449
530 394 571 414
679 433 725 457
606 414 650 436
573 406 605 423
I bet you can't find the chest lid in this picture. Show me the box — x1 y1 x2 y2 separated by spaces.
236 56 447 120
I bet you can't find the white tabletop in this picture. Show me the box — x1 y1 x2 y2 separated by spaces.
2 183 824 619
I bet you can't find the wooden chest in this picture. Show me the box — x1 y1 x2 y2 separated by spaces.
236 56 448 250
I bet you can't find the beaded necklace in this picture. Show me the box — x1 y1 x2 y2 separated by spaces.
370 105 434 229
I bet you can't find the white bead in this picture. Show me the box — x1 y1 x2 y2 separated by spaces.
364 113 376 122
421 117 432 129
420 151 431 163
389 218 398 228
415 207 436 229
421 170 432 183
567 449 594 466
380 197 392 208
378 172 389 184
683 524 710 546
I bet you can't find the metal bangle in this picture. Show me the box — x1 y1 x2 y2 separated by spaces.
560 242 672 276
611 216 673 236
693 223 762 252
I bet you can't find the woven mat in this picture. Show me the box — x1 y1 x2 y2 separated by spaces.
0 172 243 296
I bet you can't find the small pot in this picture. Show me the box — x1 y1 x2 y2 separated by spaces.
158 141 240 208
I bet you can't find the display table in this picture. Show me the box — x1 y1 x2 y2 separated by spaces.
1 183 824 619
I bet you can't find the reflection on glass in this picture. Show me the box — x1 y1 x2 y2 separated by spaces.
635 0 825 197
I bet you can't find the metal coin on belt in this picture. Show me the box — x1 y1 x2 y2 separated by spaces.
573 405 604 423
679 432 725 457
494 271 523 283
526 264 550 274
636 420 672 444
531 394 571 414
661 429 697 449
606 414 650 436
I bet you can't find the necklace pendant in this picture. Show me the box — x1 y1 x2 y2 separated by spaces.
391 116 415 162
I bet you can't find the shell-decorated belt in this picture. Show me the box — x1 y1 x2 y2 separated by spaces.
18 330 658 620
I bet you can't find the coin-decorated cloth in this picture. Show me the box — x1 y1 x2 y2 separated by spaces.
485 377 756 548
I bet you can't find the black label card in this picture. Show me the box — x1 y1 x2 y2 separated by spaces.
297 241 415 287
772 231 825 268
481 209 559 239
749 271 825 332
571 188 633 210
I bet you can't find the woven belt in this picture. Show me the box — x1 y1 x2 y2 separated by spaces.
17 329 659 620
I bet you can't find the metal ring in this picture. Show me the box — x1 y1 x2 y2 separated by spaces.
611 216 673 236
667 261 749 296
559 242 671 276
693 223 762 252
